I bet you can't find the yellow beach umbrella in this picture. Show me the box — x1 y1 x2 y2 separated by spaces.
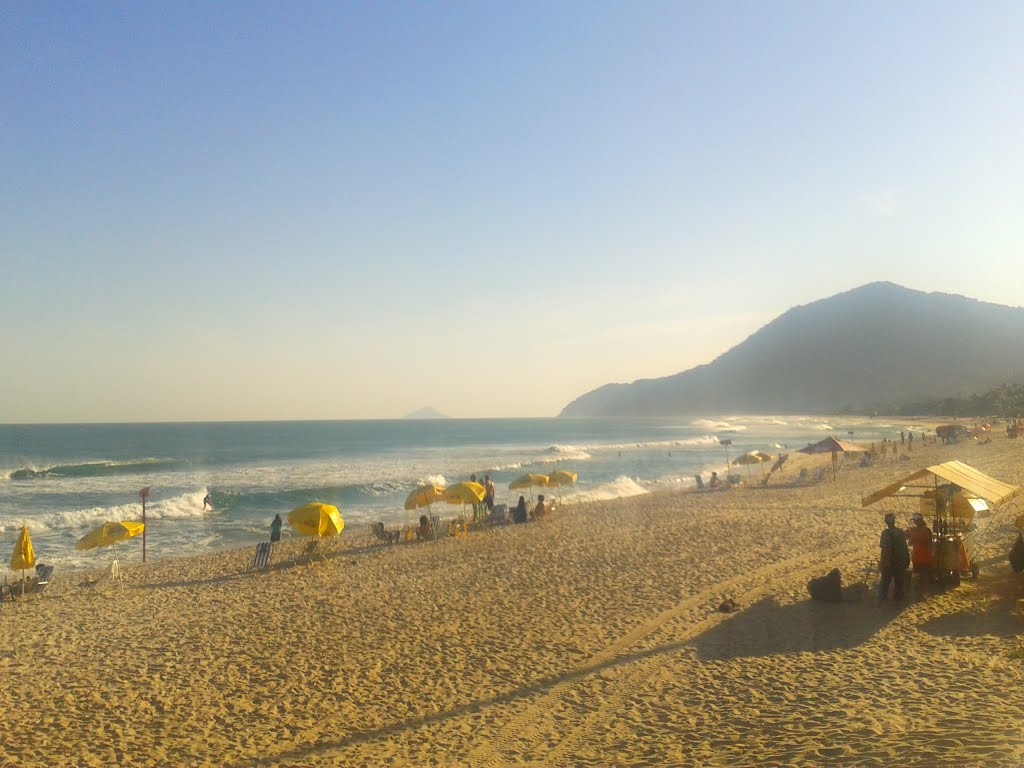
10 526 35 577
287 503 344 538
76 521 145 551
547 470 577 487
546 470 577 505
509 473 549 490
509 473 549 503
733 451 768 481
444 482 486 506
405 484 446 511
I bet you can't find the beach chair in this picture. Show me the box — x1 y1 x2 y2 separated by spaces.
33 564 54 593
694 474 705 490
812 467 825 483
489 504 509 526
0 582 15 603
251 541 273 571
370 522 400 545
298 539 322 562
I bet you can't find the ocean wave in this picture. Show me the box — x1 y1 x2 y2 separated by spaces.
584 436 719 451
0 488 214 534
690 419 749 432
562 476 649 504
6 457 184 481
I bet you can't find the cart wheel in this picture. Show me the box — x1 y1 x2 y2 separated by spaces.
970 560 979 579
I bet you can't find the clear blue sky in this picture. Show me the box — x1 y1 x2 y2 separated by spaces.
3 2 1023 422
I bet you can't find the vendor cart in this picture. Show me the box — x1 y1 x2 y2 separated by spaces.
862 460 1021 586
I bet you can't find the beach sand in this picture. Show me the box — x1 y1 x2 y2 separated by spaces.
3 436 1024 766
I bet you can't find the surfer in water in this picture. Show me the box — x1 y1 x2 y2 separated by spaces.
203 493 213 510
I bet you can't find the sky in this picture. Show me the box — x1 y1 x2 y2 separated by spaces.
2 2 1024 423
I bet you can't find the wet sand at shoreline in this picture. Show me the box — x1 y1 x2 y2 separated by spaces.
2 435 1024 767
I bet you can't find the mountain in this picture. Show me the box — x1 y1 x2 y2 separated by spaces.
560 282 1024 417
404 406 450 419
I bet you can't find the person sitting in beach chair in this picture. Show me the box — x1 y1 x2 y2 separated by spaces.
532 495 548 520
708 472 721 489
416 515 436 541
513 496 528 524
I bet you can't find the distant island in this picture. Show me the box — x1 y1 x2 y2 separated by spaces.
404 406 451 419
560 282 1024 418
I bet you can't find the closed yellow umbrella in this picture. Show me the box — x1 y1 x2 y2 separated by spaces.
10 526 35 576
287 503 344 538
405 484 446 511
76 521 145 551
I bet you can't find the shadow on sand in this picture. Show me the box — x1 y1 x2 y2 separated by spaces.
918 568 1022 640
134 542 385 591
693 593 909 661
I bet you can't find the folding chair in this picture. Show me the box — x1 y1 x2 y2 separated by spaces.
32 564 55 594
298 539 323 562
489 504 509 526
251 541 273 571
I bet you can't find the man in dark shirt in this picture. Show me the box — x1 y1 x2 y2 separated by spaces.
879 512 910 600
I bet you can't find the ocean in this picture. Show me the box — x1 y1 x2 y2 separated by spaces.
0 416 911 571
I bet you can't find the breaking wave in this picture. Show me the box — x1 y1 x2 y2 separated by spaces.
562 475 649 504
7 458 184 481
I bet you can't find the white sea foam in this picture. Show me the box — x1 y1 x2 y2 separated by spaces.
562 475 649 504
583 436 719 452
533 448 592 464
691 419 749 432
0 488 214 533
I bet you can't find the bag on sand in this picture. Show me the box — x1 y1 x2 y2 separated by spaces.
807 568 843 602
1009 533 1024 573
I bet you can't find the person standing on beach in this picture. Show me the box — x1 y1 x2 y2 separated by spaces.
270 513 283 543
483 474 495 512
878 512 910 600
906 513 933 598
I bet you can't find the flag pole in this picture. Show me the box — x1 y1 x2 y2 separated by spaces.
139 487 150 563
